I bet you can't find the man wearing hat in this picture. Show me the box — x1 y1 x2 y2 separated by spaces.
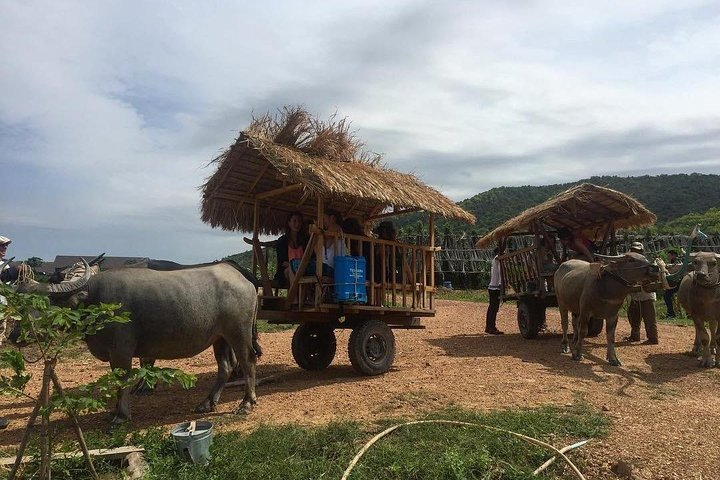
626 242 659 344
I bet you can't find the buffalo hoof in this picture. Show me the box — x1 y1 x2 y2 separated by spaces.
110 414 130 425
699 358 715 368
607 358 622 367
571 352 583 361
560 343 570 354
194 401 216 414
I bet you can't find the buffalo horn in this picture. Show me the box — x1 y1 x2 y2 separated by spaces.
45 258 92 295
594 253 625 260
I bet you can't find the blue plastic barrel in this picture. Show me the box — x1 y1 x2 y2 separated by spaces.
333 256 367 304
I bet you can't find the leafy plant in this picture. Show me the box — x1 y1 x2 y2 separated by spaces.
0 284 196 480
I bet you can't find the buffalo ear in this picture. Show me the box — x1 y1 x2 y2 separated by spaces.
589 263 603 277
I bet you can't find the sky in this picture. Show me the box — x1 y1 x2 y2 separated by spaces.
2 1 720 263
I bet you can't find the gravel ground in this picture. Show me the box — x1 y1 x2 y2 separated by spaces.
1 299 717 479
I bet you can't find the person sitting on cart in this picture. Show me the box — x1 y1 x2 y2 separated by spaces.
274 211 309 287
557 227 595 262
321 209 344 276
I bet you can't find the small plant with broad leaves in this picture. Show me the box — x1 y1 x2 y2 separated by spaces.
0 283 196 480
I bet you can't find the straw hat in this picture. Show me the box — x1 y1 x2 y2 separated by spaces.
0 235 11 246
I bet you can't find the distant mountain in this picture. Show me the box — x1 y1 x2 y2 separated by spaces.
225 174 720 264
397 173 720 235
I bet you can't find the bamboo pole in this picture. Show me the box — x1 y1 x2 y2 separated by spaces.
369 241 375 306
402 247 407 307
391 244 397 306
429 214 435 309
381 241 387 307
315 198 325 307
411 248 417 309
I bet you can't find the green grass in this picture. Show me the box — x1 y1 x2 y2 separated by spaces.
436 289 489 303
10 403 608 480
256 319 295 333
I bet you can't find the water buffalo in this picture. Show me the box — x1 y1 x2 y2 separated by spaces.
554 252 659 365
678 252 720 367
23 259 260 423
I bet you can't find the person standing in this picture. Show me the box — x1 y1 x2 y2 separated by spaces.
0 235 14 430
663 249 681 318
485 247 504 335
626 242 658 345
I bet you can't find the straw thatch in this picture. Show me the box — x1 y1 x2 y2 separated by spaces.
475 183 656 248
201 107 475 234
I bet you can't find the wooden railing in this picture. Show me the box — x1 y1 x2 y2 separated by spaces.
498 246 540 297
255 230 437 311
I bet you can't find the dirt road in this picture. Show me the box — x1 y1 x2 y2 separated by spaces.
1 300 717 479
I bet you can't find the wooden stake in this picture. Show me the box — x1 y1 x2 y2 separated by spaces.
50 370 98 480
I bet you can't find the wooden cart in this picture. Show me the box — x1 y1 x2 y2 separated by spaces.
475 183 656 339
200 116 475 375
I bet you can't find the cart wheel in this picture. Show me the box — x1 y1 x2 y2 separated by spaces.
517 300 545 339
587 317 604 337
291 324 336 371
348 319 395 376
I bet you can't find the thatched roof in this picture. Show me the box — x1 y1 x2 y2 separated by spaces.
475 183 656 248
201 108 475 234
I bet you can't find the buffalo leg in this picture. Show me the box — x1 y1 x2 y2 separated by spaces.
559 308 570 354
195 339 234 413
572 312 590 361
711 319 720 368
131 358 156 396
606 315 621 366
109 354 133 423
695 323 714 368
224 333 257 414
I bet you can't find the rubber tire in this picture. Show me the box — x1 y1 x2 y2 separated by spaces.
517 300 545 339
587 317 604 338
291 324 336 371
348 320 395 376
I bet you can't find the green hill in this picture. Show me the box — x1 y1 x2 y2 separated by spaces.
225 173 720 263
397 173 720 235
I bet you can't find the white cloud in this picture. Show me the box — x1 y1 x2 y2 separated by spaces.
2 0 720 261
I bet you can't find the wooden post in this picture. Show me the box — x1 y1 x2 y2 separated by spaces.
315 198 325 307
391 243 397 306
429 214 435 309
369 241 375 306
411 248 417 309
401 246 408 307
381 240 387 307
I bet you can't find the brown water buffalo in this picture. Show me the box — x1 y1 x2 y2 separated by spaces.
678 252 720 367
555 253 659 365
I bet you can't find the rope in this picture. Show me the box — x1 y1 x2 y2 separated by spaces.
340 419 586 480
16 262 35 284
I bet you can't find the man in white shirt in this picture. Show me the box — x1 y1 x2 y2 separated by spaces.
625 242 658 345
485 248 504 335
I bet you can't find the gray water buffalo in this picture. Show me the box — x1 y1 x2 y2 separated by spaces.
678 252 720 367
555 252 659 365
24 260 260 422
